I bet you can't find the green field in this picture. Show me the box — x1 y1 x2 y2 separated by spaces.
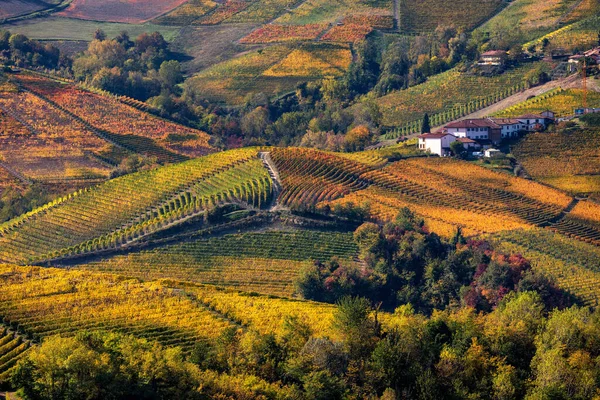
4 16 182 42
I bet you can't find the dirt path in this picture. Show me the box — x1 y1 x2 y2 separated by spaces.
372 73 586 147
452 73 582 120
259 151 286 211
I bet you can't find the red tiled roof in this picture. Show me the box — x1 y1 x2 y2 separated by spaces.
490 118 522 125
457 137 476 143
481 50 507 57
517 114 547 119
445 119 500 129
418 133 452 139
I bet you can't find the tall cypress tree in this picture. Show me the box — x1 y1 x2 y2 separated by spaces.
421 113 431 133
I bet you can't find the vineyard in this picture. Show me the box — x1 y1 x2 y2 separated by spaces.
476 0 586 44
375 62 548 130
491 228 600 306
0 91 113 181
311 156 572 236
187 43 353 104
398 0 503 33
0 148 272 265
58 0 189 23
0 265 342 346
15 73 215 160
494 88 600 118
0 326 30 387
512 128 600 196
274 0 392 26
270 147 372 209
523 15 600 52
80 230 358 297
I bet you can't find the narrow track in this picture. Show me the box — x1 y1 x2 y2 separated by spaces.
259 151 286 211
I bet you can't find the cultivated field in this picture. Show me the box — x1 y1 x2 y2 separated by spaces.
492 228 600 306
4 16 181 42
0 148 271 264
494 88 600 118
80 230 358 297
58 0 189 23
186 43 352 104
476 0 587 44
513 128 600 196
374 62 548 127
398 0 503 33
15 73 214 160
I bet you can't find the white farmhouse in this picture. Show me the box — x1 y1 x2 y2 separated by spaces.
417 132 456 156
516 113 554 131
444 119 500 142
490 118 525 139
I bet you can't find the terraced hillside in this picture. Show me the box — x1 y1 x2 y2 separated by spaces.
494 88 600 118
15 73 214 161
0 326 31 387
80 230 359 297
491 228 600 306
185 43 352 104
513 128 600 197
303 155 574 237
0 148 272 264
398 0 504 33
0 265 341 346
374 62 548 129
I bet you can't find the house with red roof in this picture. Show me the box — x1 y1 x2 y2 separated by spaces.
478 50 508 66
444 119 502 144
417 132 457 156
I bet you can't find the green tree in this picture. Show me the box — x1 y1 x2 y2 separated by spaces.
421 113 431 133
158 60 183 88
450 140 466 158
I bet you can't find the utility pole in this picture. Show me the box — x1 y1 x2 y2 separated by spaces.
583 57 588 109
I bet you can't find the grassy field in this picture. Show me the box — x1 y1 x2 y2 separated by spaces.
373 62 548 127
4 16 182 42
398 0 504 33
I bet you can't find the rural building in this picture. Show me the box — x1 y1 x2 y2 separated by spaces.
478 50 508 66
575 107 600 115
444 119 503 144
418 132 456 156
484 148 502 158
456 137 480 149
489 118 525 139
516 113 554 131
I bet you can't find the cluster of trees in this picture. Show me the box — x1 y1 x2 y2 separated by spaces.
12 292 600 399
0 30 65 70
0 184 50 223
72 29 184 103
296 208 574 314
